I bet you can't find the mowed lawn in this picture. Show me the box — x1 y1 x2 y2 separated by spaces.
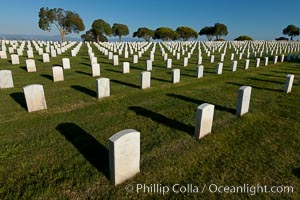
0 42 299 199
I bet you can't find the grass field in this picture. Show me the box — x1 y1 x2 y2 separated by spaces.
0 41 300 199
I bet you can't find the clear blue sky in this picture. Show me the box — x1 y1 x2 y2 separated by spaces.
1 0 300 40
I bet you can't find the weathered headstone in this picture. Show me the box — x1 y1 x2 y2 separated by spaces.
196 65 204 78
25 59 37 72
109 129 140 185
62 58 71 69
236 86 252 116
284 74 294 93
195 103 215 139
123 62 130 74
172 69 180 83
96 78 110 99
140 71 151 89
23 84 47 112
0 70 14 89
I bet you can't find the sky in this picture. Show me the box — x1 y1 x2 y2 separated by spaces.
0 0 300 40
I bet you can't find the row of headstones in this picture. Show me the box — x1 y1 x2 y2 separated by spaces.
3 73 297 113
161 41 300 64
0 43 77 61
108 75 299 185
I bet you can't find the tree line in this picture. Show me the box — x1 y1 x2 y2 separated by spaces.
38 7 299 42
38 7 229 42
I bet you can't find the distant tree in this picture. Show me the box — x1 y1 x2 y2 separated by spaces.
81 29 108 42
38 7 85 42
234 35 253 41
214 23 228 40
133 27 154 42
275 37 289 41
154 27 178 41
92 19 112 43
282 25 300 41
112 23 129 42
199 26 215 41
81 29 96 42
176 26 198 41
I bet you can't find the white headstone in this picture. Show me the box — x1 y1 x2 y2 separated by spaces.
232 61 237 72
166 59 172 69
109 129 140 185
284 74 294 93
25 59 37 72
0 70 14 89
113 55 119 66
255 58 260 68
133 55 138 64
210 55 215 63
27 50 34 58
96 78 110 99
43 53 50 63
23 84 47 112
195 103 215 139
216 63 223 75
62 58 71 69
140 71 151 89
198 56 202 64
172 69 180 84
280 55 284 62
52 66 64 82
92 63 100 77
146 60 152 71
123 62 130 74
183 57 188 67
264 57 268 66
11 54 20 65
236 86 252 116
196 65 204 78
0 51 7 59
244 59 250 70
273 56 278 64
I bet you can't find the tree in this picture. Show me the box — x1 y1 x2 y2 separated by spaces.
112 23 129 42
176 26 198 41
81 29 108 42
214 23 228 40
283 25 300 41
234 35 253 41
92 19 112 43
199 26 215 41
154 27 178 41
38 7 85 42
133 27 154 42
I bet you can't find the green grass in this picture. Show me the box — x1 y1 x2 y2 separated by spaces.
0 41 300 199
